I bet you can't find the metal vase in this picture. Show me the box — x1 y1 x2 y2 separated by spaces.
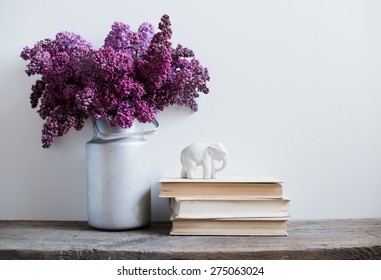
86 119 159 230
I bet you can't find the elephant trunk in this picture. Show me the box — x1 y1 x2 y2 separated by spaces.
216 153 229 172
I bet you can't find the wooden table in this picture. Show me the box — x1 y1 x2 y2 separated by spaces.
0 219 380 259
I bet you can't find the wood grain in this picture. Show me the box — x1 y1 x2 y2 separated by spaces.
0 219 380 259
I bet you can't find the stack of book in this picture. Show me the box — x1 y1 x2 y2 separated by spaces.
159 176 290 236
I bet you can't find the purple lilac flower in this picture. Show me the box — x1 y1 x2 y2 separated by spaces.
135 15 173 90
134 100 156 123
147 43 210 112
104 21 154 58
137 23 154 56
41 117 59 149
30 79 46 108
21 32 94 148
21 14 210 148
91 46 133 81
104 22 132 52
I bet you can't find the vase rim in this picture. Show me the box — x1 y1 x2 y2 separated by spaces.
92 118 159 140
94 119 145 136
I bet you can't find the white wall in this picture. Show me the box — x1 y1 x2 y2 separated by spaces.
1 0 380 221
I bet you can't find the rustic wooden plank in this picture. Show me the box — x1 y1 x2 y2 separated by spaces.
0 219 380 259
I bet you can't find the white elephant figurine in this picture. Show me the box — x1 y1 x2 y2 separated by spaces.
180 142 229 179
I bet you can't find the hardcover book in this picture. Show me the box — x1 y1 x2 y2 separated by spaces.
170 216 288 236
159 176 291 236
170 197 290 219
159 176 283 198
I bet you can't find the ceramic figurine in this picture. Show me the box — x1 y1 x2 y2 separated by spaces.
180 142 229 179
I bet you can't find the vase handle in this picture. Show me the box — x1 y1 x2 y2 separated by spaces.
93 118 159 140
143 118 160 135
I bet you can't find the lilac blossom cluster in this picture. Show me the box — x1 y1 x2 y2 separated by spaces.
21 15 210 148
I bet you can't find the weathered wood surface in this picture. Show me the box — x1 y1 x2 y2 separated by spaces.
0 219 380 260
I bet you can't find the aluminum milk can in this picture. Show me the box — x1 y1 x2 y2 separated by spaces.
86 119 159 230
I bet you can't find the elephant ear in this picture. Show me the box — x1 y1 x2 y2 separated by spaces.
207 145 220 157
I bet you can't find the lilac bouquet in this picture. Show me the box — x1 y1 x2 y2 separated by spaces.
21 15 210 148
